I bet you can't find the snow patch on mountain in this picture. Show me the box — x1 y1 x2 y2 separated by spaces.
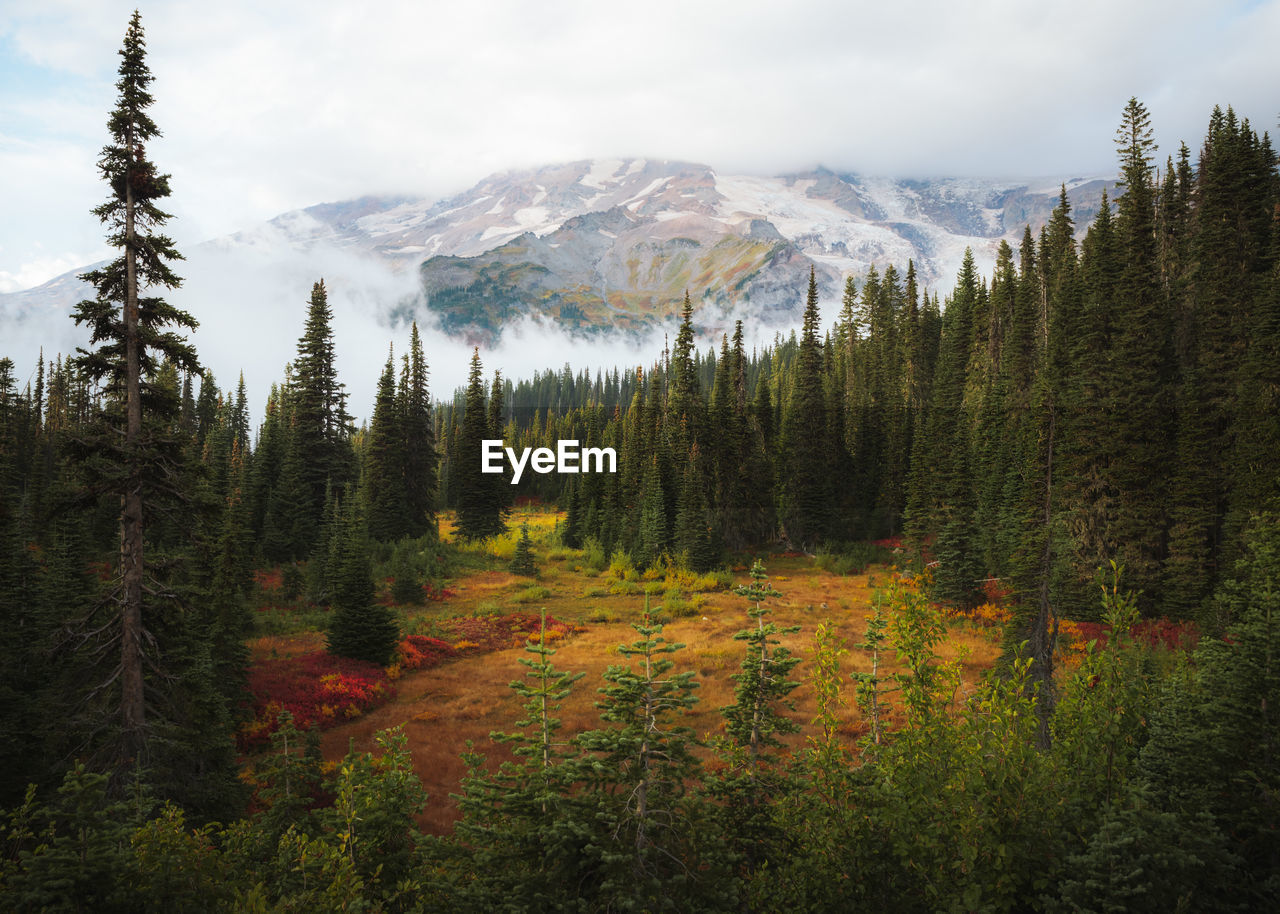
2 157 1117 343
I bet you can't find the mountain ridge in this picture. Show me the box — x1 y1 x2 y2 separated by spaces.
1 157 1115 336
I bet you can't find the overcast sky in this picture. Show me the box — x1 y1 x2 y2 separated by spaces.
3 0 1278 292
2 0 1278 420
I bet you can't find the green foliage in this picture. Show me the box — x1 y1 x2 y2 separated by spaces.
127 804 232 912
606 545 637 580
885 572 955 725
711 562 801 877
723 562 799 754
454 349 508 541
814 540 895 576
1137 513 1280 903
508 519 537 576
779 267 831 547
325 728 427 891
1047 786 1239 914
511 584 551 604
1 765 135 912
573 605 709 909
579 535 608 573
851 590 899 748
1052 563 1153 806
325 498 399 666
388 540 425 605
454 611 587 909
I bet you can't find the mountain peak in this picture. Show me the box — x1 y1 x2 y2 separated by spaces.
2 158 1116 338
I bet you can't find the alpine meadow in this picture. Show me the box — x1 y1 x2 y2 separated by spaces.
4 10 1280 913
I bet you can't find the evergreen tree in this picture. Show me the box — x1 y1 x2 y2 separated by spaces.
779 267 831 547
400 322 438 538
713 560 800 878
454 611 586 909
667 291 704 462
574 607 707 909
673 444 718 572
509 518 537 576
68 10 206 773
919 250 984 606
455 349 506 541
291 279 355 546
325 496 399 666
637 456 668 568
364 348 407 542
1107 98 1173 599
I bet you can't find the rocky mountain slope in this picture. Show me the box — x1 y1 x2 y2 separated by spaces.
2 158 1113 336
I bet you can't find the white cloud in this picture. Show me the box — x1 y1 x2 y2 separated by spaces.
0 251 99 293
3 0 1278 410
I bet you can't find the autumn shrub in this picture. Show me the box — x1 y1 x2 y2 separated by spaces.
580 537 608 573
441 611 576 652
607 547 637 581
242 653 394 751
398 635 457 671
512 585 551 604
661 595 696 618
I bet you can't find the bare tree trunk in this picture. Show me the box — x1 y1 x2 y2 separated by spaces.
120 144 146 762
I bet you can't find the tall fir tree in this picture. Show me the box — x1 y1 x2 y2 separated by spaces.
399 322 438 538
325 494 399 666
779 267 831 547
290 279 355 548
364 348 407 542
69 10 203 772
1106 98 1173 600
455 349 506 541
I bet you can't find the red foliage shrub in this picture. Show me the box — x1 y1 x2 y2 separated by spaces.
979 577 1015 605
241 652 394 752
253 567 283 592
439 612 576 651
1070 618 1199 653
399 635 457 671
241 613 579 753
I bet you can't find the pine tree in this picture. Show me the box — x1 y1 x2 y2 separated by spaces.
400 322 438 538
1107 98 1172 600
722 561 800 776
325 496 399 666
637 456 668 568
487 370 512 529
364 348 407 542
291 279 355 546
574 605 704 908
921 250 984 606
455 349 506 541
708 560 801 886
454 611 586 908
673 444 718 571
779 267 831 547
509 519 537 576
69 10 201 768
667 291 704 462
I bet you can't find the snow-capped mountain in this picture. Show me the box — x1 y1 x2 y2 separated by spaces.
1 158 1113 336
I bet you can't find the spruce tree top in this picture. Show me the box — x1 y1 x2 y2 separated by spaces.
76 11 198 389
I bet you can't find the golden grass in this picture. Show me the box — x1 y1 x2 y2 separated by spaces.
249 631 324 662
311 531 1004 836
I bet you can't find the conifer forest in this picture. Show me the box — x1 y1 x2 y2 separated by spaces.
4 13 1280 913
